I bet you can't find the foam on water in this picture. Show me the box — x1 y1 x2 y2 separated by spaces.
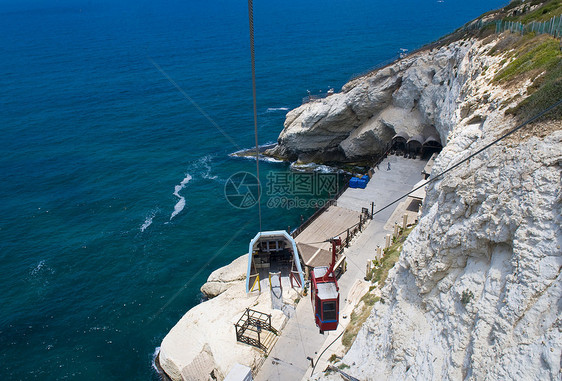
233 154 285 163
151 347 161 372
140 209 158 232
30 260 46 276
229 143 285 163
266 107 290 112
30 259 55 276
259 155 285 163
198 155 217 180
170 174 192 220
290 162 345 173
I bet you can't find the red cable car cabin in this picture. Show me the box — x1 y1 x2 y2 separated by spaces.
311 238 341 333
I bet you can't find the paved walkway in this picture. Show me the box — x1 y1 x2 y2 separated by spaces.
255 155 428 380
337 155 427 223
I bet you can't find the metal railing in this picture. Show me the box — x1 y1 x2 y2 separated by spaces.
235 308 277 352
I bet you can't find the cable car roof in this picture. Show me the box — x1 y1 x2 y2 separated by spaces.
313 266 329 278
317 282 338 300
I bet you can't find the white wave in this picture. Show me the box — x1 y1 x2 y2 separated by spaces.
140 209 158 232
260 155 285 163
266 107 290 112
30 259 55 276
152 347 160 372
170 198 186 220
229 143 284 163
199 155 217 180
170 174 192 220
290 162 344 173
232 154 285 163
140 217 153 232
31 260 46 276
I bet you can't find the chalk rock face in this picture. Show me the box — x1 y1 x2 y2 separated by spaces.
267 40 487 163
200 254 248 298
311 32 562 380
329 125 562 380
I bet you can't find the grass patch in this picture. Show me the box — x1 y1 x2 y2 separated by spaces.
494 34 561 83
341 293 380 349
506 62 562 121
367 225 416 287
489 33 562 122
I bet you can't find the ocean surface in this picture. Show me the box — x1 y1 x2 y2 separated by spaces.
0 0 507 379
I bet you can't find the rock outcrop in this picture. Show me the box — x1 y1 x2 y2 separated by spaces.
200 254 248 299
267 36 521 163
313 33 562 380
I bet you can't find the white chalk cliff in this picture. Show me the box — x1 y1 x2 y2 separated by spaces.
314 34 562 380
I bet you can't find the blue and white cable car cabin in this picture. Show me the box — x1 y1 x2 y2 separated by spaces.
311 238 341 333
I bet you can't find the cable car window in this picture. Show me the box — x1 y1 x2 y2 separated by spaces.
323 301 337 321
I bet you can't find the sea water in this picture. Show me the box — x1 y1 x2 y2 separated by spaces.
0 0 507 379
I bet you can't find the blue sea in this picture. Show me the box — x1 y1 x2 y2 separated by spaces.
0 0 506 379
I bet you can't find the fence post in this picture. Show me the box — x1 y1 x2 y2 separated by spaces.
257 322 261 349
359 215 362 232
346 228 350 247
371 201 375 220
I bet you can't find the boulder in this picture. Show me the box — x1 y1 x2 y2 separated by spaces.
200 254 248 299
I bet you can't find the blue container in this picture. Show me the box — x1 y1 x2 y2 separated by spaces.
357 178 368 189
349 177 359 188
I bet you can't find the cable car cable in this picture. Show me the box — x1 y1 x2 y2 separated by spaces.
248 0 262 232
310 329 345 376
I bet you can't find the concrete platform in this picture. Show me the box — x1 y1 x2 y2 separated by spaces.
337 155 428 223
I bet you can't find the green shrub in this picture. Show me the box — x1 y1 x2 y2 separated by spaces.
461 289 474 306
